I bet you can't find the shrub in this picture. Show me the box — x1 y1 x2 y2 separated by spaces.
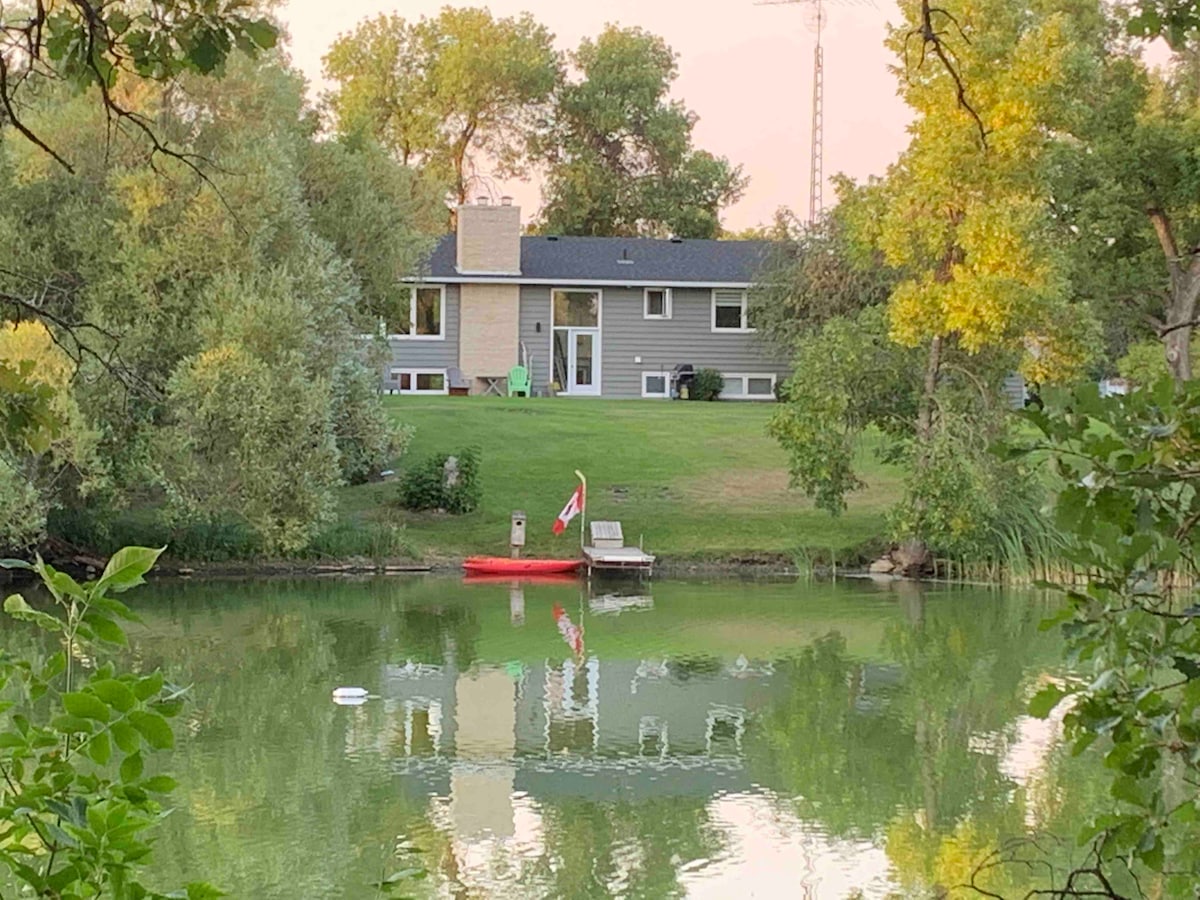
1117 337 1200 388
169 516 263 561
303 520 414 561
161 340 340 555
690 368 724 401
0 464 46 553
398 447 481 514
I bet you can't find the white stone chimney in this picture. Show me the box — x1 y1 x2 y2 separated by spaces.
456 197 521 275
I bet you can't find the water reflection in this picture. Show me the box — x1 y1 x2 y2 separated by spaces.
3 575 1121 898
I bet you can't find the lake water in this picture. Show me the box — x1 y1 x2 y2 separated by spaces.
11 575 1116 898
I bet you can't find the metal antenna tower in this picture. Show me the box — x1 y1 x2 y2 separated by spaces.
808 0 824 225
757 0 874 225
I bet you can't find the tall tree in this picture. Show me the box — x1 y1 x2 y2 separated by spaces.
535 25 746 238
0 0 278 457
770 0 1110 568
1066 54 1200 382
322 8 560 204
0 52 429 554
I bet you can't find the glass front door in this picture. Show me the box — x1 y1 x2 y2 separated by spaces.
552 327 600 395
571 330 597 394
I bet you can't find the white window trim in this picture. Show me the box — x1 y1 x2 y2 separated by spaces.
387 284 446 341
720 372 777 401
387 368 449 396
643 287 672 320
549 288 603 396
710 289 754 334
641 371 671 399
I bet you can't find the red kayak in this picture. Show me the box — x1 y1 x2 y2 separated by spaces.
463 556 582 576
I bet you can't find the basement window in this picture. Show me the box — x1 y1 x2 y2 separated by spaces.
642 372 670 399
721 373 777 401
388 369 448 395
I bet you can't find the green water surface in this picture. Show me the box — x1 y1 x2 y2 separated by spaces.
8 576 1122 898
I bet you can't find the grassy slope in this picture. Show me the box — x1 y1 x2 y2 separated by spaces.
340 397 901 561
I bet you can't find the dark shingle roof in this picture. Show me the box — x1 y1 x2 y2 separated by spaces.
422 234 772 285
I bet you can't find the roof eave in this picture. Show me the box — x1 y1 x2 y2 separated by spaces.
405 276 755 289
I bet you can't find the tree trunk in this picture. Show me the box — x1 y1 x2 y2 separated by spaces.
915 335 943 464
1165 314 1193 383
899 336 944 576
1147 207 1199 383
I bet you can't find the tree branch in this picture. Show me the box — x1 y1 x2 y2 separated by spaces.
1146 206 1184 281
905 0 989 150
0 51 75 172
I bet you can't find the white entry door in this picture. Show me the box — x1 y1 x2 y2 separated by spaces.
568 329 599 395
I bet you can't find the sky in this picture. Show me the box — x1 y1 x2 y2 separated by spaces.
278 0 913 230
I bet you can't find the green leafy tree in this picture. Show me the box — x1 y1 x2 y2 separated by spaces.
1 52 427 555
1 547 220 898
1014 381 1200 894
749 196 896 352
161 327 341 555
771 0 1111 566
299 136 442 330
322 8 560 204
1048 51 1200 382
0 0 277 173
0 322 102 552
535 25 746 238
0 1 278 475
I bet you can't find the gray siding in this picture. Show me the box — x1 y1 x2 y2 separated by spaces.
511 284 789 399
601 287 789 399
518 285 553 392
388 284 460 371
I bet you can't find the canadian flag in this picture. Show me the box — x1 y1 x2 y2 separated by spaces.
552 483 585 535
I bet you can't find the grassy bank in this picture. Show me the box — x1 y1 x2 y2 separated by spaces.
340 397 902 562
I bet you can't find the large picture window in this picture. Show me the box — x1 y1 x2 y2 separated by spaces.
553 290 600 327
386 285 445 340
711 289 752 333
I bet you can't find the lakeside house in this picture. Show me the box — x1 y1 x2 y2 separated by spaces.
385 198 788 399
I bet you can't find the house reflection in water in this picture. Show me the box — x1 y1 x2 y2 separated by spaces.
451 668 517 839
363 651 780 798
343 620 899 896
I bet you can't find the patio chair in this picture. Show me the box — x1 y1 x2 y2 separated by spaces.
507 365 531 397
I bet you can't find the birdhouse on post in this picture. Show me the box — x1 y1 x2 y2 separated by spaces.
510 511 527 559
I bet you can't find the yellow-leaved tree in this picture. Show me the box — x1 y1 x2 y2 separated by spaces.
867 0 1106 563
0 321 101 549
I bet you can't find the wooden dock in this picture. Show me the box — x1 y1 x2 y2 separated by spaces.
582 545 656 575
581 521 655 576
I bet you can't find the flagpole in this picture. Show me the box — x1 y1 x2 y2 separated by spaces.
574 469 587 551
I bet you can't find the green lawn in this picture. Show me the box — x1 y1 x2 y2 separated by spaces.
339 397 902 562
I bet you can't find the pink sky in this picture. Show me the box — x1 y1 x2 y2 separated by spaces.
279 0 912 230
